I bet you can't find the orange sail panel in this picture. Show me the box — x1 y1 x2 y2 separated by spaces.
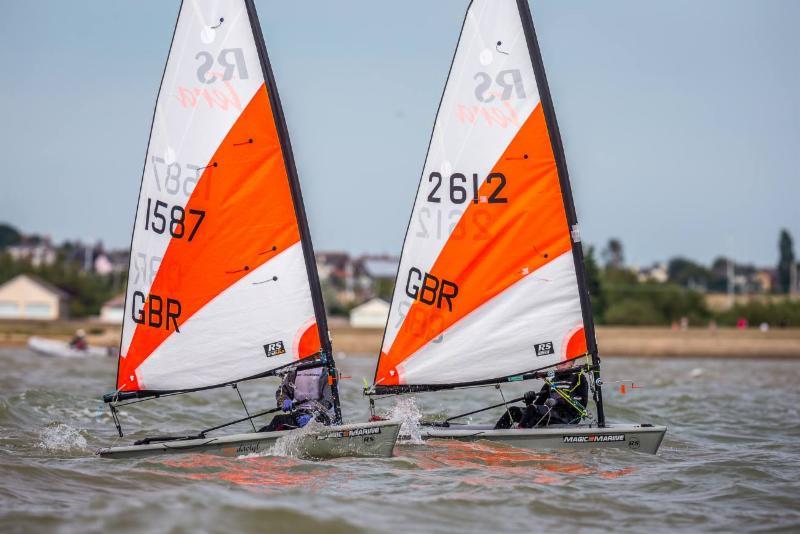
374 0 588 388
117 1 323 393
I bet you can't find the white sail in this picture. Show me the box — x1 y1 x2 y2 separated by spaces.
374 0 592 389
117 0 326 393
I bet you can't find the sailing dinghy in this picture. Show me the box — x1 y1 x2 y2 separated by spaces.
366 0 665 454
28 337 113 358
98 0 399 460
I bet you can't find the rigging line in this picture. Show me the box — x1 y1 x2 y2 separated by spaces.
112 390 192 407
198 406 281 437
544 378 588 418
533 405 553 428
496 385 514 426
233 383 257 432
445 395 525 423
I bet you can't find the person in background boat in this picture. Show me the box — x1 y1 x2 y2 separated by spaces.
259 366 334 432
495 368 589 429
68 329 88 352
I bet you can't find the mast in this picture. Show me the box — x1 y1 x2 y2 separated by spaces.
244 0 342 424
515 0 605 426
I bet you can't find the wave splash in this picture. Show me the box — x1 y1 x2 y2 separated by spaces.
385 397 423 444
37 422 88 453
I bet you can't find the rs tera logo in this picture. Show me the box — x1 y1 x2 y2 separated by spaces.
474 69 526 102
534 342 554 357
196 48 249 83
263 341 286 358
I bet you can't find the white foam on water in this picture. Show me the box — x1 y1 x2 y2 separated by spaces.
385 397 423 444
37 422 88 453
239 421 324 459
689 368 705 378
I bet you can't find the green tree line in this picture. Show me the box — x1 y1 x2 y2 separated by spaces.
0 223 124 318
584 228 800 327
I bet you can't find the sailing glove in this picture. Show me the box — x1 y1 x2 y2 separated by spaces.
282 399 293 412
296 414 312 427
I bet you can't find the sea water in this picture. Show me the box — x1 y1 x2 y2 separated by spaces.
0 348 798 532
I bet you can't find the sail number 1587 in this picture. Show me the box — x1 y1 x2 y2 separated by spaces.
144 198 206 241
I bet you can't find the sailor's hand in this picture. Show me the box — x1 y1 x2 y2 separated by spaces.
282 399 293 412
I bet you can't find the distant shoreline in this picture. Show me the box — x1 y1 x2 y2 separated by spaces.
327 325 800 359
1 320 798 359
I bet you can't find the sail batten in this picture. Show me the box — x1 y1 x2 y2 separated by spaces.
373 0 595 392
116 0 328 395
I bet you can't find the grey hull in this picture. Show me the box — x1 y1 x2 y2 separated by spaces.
417 423 666 454
97 420 401 460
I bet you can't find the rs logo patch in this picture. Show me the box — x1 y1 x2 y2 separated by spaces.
534 342 554 357
263 341 286 358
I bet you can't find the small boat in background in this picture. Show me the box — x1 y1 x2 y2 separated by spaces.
28 336 114 358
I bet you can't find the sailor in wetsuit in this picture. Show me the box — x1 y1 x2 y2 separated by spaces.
259 366 334 432
495 369 589 429
68 329 88 351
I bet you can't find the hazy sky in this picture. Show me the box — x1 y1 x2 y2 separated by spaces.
0 1 798 267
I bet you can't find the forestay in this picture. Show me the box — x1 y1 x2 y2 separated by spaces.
374 0 595 391
117 0 328 395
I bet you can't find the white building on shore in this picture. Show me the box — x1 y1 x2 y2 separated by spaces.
349 298 390 329
100 294 125 324
0 274 69 321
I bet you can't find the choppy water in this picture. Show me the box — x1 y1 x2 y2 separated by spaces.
1 347 799 533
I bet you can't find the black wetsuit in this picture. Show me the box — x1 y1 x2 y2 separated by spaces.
495 370 589 429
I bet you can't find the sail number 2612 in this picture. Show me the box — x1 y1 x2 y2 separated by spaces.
426 172 507 204
144 198 206 241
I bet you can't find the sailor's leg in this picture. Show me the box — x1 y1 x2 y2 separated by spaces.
258 413 298 432
494 406 524 429
518 405 548 428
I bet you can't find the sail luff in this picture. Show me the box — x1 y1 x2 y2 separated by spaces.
243 0 341 423
371 1 477 387
114 0 185 395
515 0 605 425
